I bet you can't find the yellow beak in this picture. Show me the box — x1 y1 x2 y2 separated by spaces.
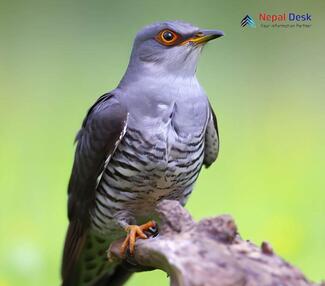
181 29 224 45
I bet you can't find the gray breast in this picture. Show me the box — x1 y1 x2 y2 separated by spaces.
90 97 208 233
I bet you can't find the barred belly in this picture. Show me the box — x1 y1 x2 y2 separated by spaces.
90 125 205 234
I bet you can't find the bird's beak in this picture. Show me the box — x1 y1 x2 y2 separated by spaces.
181 29 224 45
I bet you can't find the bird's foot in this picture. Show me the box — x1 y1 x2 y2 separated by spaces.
120 220 157 256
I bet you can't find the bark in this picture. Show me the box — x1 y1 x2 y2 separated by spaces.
108 200 322 286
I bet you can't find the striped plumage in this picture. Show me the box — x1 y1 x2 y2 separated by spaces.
92 113 208 233
61 20 222 286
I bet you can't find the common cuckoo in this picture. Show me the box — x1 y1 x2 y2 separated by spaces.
61 20 223 286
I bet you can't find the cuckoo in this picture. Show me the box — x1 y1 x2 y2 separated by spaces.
61 20 223 286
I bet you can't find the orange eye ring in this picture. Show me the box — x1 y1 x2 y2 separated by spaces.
156 29 180 46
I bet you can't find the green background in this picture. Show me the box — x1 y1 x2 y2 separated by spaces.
0 0 324 285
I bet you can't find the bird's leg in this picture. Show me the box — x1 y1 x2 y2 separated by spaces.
120 220 157 256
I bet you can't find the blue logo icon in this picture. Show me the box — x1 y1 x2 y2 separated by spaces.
241 15 256 28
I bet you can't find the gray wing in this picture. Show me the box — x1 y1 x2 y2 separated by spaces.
203 101 219 167
61 93 128 285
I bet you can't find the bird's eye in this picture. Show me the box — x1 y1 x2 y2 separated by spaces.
156 29 180 46
163 31 174 41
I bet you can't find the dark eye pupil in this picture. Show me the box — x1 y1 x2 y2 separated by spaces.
163 31 174 41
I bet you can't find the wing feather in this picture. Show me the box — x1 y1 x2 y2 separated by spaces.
61 93 128 285
203 101 219 167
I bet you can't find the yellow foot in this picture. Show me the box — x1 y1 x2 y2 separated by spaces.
120 220 157 256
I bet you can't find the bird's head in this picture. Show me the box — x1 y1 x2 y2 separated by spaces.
124 21 224 78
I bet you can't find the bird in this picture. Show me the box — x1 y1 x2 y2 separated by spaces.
61 20 223 286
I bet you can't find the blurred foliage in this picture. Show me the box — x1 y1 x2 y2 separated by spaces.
0 0 324 285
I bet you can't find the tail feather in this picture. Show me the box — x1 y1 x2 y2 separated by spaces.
61 225 129 286
62 221 87 286
94 265 133 286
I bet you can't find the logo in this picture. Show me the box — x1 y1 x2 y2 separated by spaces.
240 13 312 29
241 15 256 28
259 12 312 22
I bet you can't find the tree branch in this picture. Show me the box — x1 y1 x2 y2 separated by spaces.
108 200 322 286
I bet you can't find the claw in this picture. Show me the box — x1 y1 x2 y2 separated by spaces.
120 220 157 256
